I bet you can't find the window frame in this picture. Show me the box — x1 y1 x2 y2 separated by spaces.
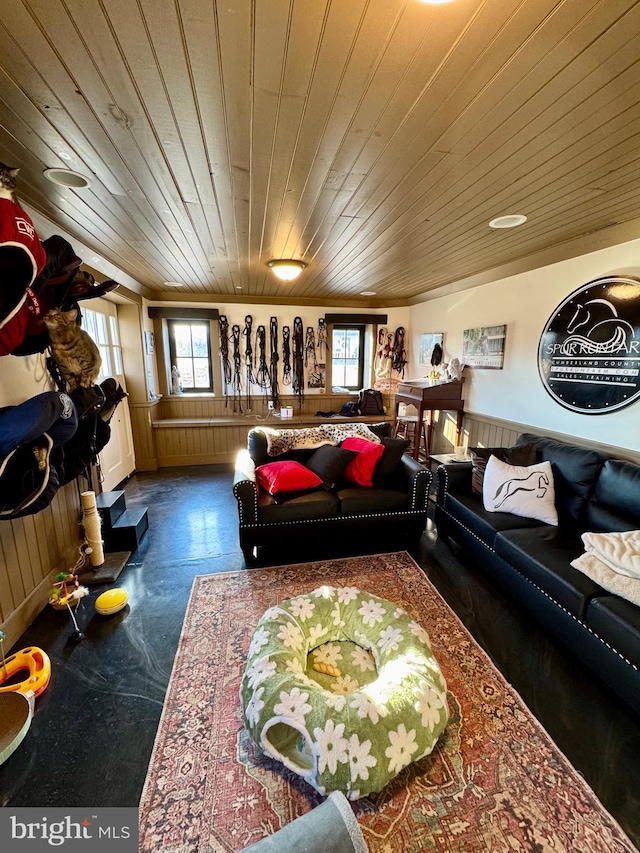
331 324 365 391
167 319 214 393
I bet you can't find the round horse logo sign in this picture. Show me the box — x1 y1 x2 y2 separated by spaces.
538 275 640 414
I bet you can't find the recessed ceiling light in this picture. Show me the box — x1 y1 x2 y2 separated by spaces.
163 281 183 288
360 291 377 296
57 152 73 161
267 259 306 281
489 214 527 229
417 0 456 4
44 168 91 189
235 286 242 290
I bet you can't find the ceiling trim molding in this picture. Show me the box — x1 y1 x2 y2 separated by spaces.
325 313 387 324
148 307 220 320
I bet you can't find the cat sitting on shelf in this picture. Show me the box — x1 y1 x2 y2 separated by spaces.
43 307 101 391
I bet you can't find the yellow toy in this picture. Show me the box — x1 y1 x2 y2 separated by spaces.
0 646 51 697
95 588 129 616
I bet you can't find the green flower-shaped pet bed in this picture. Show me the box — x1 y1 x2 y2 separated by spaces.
240 586 449 799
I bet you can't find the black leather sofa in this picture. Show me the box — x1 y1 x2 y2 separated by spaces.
233 422 430 566
435 432 640 716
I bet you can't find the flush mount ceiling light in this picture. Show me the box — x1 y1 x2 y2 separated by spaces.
417 0 456 5
489 214 527 229
43 168 91 189
163 281 184 288
267 259 306 281
360 291 377 296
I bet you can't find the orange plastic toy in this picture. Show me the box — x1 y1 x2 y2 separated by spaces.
0 646 51 697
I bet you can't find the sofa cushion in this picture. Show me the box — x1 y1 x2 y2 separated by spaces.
341 437 385 487
517 433 604 525
584 595 640 670
495 527 606 619
483 457 558 526
305 445 358 489
585 459 640 532
336 487 408 516
374 436 410 480
470 442 537 494
259 490 340 524
443 491 545 549
256 461 323 495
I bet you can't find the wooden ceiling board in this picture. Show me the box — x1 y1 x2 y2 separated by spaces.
317 24 640 297
2 0 640 302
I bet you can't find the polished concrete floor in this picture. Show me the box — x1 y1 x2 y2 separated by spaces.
1 465 639 848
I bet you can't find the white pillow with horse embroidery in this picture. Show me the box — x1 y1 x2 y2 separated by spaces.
482 455 558 526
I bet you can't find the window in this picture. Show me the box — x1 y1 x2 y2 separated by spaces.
331 325 364 391
168 320 213 392
82 308 111 381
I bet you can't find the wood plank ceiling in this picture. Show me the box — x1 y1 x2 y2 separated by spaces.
1 0 640 306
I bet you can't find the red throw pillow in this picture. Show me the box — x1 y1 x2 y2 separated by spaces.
341 437 385 487
255 461 323 495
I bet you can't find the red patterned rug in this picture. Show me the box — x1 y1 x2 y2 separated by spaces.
139 552 636 852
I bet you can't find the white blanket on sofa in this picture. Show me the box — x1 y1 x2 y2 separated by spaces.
571 529 640 607
258 423 381 457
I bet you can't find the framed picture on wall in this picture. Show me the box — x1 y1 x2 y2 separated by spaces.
144 330 155 355
419 333 444 366
462 324 507 369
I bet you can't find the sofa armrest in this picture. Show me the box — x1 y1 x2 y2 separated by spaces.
397 455 431 512
233 449 259 525
436 463 473 505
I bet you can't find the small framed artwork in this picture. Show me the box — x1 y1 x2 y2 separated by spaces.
419 333 444 366
462 324 507 369
144 330 155 355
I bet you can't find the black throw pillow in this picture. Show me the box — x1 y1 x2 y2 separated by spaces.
469 442 537 495
375 436 410 479
305 445 357 489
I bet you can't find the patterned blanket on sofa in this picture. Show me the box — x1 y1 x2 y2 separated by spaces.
257 424 381 457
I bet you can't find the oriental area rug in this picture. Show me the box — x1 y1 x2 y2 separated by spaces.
138 552 636 853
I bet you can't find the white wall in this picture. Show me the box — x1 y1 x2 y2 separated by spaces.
1 352 51 407
407 238 640 452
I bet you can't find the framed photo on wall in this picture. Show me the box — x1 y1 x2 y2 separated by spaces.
462 324 507 369
419 333 444 366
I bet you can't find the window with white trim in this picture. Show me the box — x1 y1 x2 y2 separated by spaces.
167 319 214 392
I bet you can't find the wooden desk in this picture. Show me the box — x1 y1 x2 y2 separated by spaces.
394 379 465 461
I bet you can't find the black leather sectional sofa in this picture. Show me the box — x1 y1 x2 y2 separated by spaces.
233 422 431 566
435 432 640 716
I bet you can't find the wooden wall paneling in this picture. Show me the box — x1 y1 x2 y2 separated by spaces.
23 516 43 594
0 529 19 622
11 517 34 600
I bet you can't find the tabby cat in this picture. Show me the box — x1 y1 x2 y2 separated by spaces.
0 162 19 200
44 307 101 391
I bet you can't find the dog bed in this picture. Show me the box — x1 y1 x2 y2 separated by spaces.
240 585 448 799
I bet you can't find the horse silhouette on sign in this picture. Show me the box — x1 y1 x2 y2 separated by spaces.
564 298 634 354
492 471 549 509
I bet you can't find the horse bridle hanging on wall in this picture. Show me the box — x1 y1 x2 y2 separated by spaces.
255 324 270 396
292 316 305 407
243 315 255 410
230 323 243 413
305 326 317 369
282 325 292 386
269 316 280 409
316 318 327 363
218 315 231 409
